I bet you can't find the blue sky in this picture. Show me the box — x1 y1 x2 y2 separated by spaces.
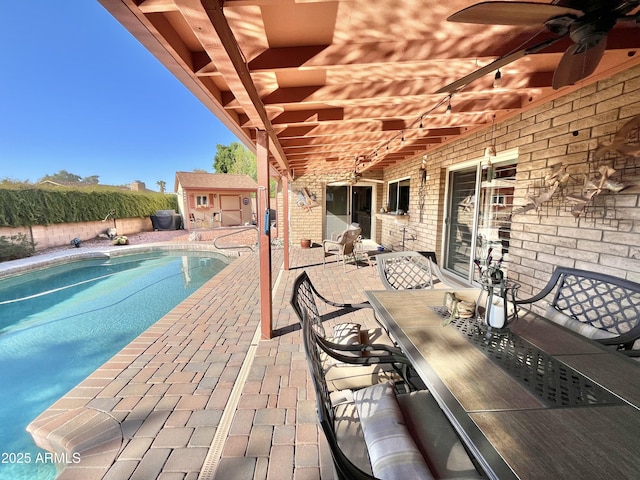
0 1 239 190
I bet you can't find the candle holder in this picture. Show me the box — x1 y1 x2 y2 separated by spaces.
476 278 520 333
474 247 519 333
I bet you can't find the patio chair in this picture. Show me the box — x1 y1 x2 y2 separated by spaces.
323 224 362 271
301 310 484 480
376 251 452 290
290 271 414 391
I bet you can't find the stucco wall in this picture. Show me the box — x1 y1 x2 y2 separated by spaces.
287 64 640 292
0 217 153 251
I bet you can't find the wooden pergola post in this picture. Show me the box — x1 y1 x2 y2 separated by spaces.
256 130 273 339
282 175 290 271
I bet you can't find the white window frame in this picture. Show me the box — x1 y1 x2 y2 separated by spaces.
441 149 518 282
387 176 410 213
196 195 209 208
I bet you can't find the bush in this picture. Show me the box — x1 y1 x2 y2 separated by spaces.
0 234 35 262
0 187 178 227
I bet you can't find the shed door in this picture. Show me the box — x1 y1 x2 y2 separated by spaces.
220 195 242 226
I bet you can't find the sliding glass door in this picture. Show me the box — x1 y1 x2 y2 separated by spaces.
444 155 517 282
445 168 479 279
325 184 373 239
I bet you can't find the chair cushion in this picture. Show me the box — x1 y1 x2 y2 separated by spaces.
397 391 483 478
325 323 403 390
324 360 402 391
332 322 361 345
353 381 434 480
332 389 373 475
361 327 397 348
544 306 618 340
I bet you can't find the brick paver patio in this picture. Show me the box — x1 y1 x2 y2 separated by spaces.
23 243 386 480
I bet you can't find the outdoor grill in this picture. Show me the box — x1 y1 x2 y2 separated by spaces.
150 210 182 231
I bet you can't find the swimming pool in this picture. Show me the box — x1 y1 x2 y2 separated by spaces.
0 249 231 480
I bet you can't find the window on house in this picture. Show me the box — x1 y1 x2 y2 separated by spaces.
388 178 410 213
196 195 208 207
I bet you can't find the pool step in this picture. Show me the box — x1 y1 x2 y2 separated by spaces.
27 407 122 471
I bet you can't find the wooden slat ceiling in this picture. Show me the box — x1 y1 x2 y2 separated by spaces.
100 0 640 178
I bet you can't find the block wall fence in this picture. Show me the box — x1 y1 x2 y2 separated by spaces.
289 63 640 298
0 217 153 251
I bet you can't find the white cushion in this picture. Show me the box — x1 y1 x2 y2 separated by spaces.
397 391 484 478
545 306 618 340
332 322 361 345
324 323 402 390
333 399 372 474
353 382 433 480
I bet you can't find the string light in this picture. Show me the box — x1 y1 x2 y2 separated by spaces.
493 69 502 88
367 94 453 163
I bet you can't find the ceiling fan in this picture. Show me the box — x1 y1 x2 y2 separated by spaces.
437 0 640 93
343 155 384 184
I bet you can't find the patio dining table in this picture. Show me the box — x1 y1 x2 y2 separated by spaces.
365 289 640 480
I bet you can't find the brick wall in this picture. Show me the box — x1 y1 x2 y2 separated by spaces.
0 217 153 251
377 63 640 293
286 64 640 293
288 172 384 246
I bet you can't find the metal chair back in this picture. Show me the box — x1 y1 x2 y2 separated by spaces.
376 251 438 290
301 311 378 480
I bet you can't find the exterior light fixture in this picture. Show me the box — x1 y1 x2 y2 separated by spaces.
485 114 497 157
419 155 428 183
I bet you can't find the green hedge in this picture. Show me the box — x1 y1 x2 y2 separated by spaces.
0 188 178 227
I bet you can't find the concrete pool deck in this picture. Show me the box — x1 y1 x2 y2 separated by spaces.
15 240 387 479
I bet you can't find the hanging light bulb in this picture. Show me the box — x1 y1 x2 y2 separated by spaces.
493 69 502 88
445 97 452 116
419 116 424 129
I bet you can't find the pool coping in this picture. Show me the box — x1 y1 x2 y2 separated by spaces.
0 243 243 280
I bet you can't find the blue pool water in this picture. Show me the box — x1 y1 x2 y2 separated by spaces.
0 250 230 480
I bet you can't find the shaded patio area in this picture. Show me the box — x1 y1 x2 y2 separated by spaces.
27 245 386 480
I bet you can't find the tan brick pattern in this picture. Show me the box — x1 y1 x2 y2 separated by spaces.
26 245 387 480
288 63 640 297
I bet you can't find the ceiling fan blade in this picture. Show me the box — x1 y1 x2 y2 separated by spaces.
448 1 583 25
552 34 607 89
436 36 565 94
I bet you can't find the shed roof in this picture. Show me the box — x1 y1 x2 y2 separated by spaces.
174 172 258 192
